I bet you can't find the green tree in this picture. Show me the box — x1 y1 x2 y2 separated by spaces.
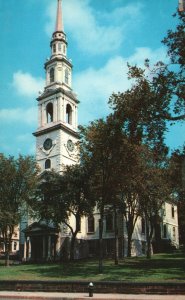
31 165 94 261
169 147 185 249
79 117 126 269
120 144 145 257
0 154 38 266
138 149 170 258
107 10 185 257
59 164 94 261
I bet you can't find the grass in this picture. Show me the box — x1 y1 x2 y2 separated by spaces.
0 252 185 282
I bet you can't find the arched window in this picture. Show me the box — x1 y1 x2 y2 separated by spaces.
65 68 69 84
50 68 55 83
66 104 72 125
46 103 53 123
87 216 95 233
45 159 51 169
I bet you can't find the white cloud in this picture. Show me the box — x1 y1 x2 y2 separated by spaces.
74 46 167 124
129 47 168 66
12 71 44 98
0 107 37 125
45 0 143 55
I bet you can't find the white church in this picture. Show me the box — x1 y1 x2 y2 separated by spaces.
2 0 179 261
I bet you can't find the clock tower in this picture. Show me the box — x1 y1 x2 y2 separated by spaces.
33 0 79 173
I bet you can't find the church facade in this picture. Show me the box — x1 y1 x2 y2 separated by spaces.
19 0 179 262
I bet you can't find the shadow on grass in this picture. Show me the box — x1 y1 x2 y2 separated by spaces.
1 252 185 282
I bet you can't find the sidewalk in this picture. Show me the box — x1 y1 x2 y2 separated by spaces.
0 292 184 300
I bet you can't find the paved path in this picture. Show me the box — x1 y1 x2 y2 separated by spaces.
0 292 184 300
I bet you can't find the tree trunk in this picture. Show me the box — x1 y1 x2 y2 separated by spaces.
125 215 135 258
69 214 80 261
146 217 153 259
146 242 152 259
114 208 119 265
99 218 103 273
127 223 134 257
70 233 77 261
5 240 10 267
120 213 124 258
127 233 132 257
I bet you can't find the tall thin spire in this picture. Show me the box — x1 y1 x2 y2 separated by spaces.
55 0 63 32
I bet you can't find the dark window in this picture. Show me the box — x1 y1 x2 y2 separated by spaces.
106 214 113 232
173 227 176 240
46 103 53 123
77 217 81 232
141 218 145 234
172 206 175 218
14 242 17 251
45 159 51 169
66 104 72 125
53 44 56 53
50 68 55 83
163 224 167 238
88 216 95 233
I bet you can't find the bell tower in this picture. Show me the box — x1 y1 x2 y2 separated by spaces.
33 0 79 173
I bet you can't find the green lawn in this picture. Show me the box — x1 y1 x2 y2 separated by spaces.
0 252 185 282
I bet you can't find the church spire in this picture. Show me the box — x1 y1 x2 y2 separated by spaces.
55 0 63 32
44 0 72 91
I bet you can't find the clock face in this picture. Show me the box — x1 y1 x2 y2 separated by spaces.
67 139 74 152
43 138 52 150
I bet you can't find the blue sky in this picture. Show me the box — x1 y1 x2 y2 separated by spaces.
0 0 184 157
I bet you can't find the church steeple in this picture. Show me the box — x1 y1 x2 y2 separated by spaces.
55 0 63 32
44 0 73 91
50 0 67 59
34 0 79 175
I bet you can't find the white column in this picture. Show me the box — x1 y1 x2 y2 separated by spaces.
23 239 27 261
57 97 60 122
58 96 62 122
38 104 42 127
63 98 66 123
42 106 46 126
54 99 58 122
46 70 49 86
28 238 31 259
75 105 78 129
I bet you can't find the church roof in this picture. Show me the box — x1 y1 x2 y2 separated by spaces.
23 221 59 236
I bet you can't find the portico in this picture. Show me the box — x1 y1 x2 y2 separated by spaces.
23 222 59 262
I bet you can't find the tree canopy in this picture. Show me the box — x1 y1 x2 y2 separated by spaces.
0 154 38 265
